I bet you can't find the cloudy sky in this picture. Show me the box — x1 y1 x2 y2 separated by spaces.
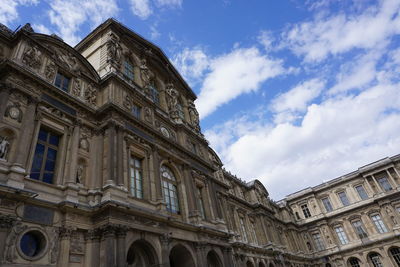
2 0 400 200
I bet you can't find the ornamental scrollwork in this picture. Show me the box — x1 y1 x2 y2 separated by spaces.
22 44 42 70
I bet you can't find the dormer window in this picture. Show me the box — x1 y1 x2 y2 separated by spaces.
377 176 392 192
301 204 311 218
177 101 185 120
54 72 70 92
149 81 159 105
123 60 134 81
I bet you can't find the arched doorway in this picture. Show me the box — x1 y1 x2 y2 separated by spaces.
247 260 255 267
126 239 158 267
207 250 223 267
170 244 195 267
348 257 361 267
259 261 266 267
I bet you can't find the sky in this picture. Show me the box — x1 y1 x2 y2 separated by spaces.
2 0 400 200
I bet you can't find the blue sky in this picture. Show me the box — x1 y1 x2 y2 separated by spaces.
2 0 400 200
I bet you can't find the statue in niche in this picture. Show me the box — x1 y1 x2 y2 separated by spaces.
0 136 10 160
139 58 154 88
188 100 200 132
76 164 85 184
166 83 180 120
84 84 96 105
72 78 81 97
386 206 398 225
107 33 122 66
22 45 42 69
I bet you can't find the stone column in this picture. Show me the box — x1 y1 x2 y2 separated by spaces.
102 225 116 267
152 148 163 203
58 227 73 267
160 234 171 267
195 243 206 267
84 229 101 267
116 226 127 267
67 123 80 184
13 96 38 168
116 126 124 186
108 124 117 184
184 168 198 220
222 247 234 267
0 86 10 122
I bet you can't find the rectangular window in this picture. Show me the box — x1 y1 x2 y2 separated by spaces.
355 185 368 200
123 60 134 81
352 220 368 239
131 104 141 119
301 204 312 218
371 214 388 233
129 156 143 199
197 187 205 219
250 221 257 244
377 177 392 191
312 233 325 251
338 191 350 206
239 217 248 242
334 226 349 245
321 197 333 212
54 72 70 92
30 128 60 184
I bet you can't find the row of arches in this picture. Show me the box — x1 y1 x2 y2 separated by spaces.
346 246 400 267
125 239 224 267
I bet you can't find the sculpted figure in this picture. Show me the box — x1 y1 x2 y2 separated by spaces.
45 61 56 81
166 83 180 120
84 84 97 105
107 33 122 65
76 164 84 184
188 100 200 131
139 58 154 88
72 79 81 97
0 136 10 160
22 45 42 69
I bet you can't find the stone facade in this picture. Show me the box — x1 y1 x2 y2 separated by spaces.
0 19 399 267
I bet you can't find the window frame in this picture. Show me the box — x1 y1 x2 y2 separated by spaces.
337 191 350 207
334 226 349 245
301 204 312 218
321 197 333 212
161 165 180 214
196 186 206 219
312 232 325 251
129 155 143 199
370 214 388 234
30 127 61 184
123 60 135 81
376 176 392 192
239 216 248 242
354 184 368 200
351 219 368 239
54 72 71 92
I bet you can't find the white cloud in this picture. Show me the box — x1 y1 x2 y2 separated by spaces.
0 0 38 24
284 0 400 62
172 47 210 85
195 47 285 118
33 23 51 35
129 0 152 19
258 30 274 51
271 78 324 113
150 24 160 39
207 82 400 200
47 0 119 45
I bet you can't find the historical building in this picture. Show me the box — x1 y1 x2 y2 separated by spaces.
0 19 399 267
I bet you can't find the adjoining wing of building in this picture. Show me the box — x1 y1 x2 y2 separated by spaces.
0 19 399 267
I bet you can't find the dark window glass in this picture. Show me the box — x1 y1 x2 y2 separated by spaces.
322 197 333 212
20 232 44 257
369 253 383 267
377 177 392 191
161 165 180 214
352 220 368 239
355 185 368 200
301 204 311 218
129 156 143 199
123 60 135 81
131 104 141 118
390 247 400 266
349 258 360 267
338 191 350 206
54 73 70 92
30 128 60 184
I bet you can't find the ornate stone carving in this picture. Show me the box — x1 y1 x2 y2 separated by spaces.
166 83 180 122
5 223 28 263
84 84 97 106
139 58 154 89
106 32 122 71
144 107 152 123
49 228 60 264
21 23 34 33
72 78 82 97
79 138 90 152
0 215 17 229
5 102 23 122
38 105 73 124
22 44 42 70
76 163 84 184
44 60 56 81
386 206 398 225
0 136 10 161
70 231 84 254
188 100 200 132
51 47 80 73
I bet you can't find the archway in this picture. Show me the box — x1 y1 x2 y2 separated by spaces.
259 261 266 267
126 239 158 267
347 257 361 267
389 247 400 266
207 250 223 267
246 260 255 267
170 244 195 267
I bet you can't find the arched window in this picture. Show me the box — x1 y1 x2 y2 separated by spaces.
390 247 400 266
123 60 135 81
369 253 383 267
348 257 360 267
161 165 179 214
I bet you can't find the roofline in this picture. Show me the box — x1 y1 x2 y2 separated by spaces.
74 18 197 99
